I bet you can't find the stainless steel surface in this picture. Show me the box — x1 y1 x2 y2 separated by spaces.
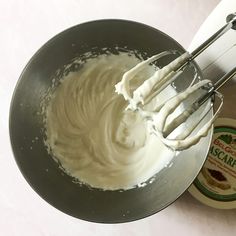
197 67 236 108
226 12 236 30
214 67 236 90
9 20 213 223
177 13 236 72
163 67 236 138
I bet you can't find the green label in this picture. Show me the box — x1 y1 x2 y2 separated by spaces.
194 126 236 202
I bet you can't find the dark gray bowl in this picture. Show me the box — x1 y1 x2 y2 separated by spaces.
9 19 212 223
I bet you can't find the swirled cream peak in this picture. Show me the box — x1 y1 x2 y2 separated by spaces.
45 53 176 190
115 52 190 109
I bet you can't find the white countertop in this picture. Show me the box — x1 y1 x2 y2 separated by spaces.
2 0 236 235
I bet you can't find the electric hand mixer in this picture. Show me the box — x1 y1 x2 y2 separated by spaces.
116 13 236 151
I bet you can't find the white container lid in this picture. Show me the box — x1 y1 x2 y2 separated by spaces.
189 118 236 209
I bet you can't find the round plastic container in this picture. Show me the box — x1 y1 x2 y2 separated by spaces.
189 118 236 209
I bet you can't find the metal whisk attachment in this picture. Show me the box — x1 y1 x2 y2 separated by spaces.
116 13 236 151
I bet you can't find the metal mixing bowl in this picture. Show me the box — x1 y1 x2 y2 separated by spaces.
9 20 212 223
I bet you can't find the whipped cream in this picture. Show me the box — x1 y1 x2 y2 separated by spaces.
45 52 177 190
